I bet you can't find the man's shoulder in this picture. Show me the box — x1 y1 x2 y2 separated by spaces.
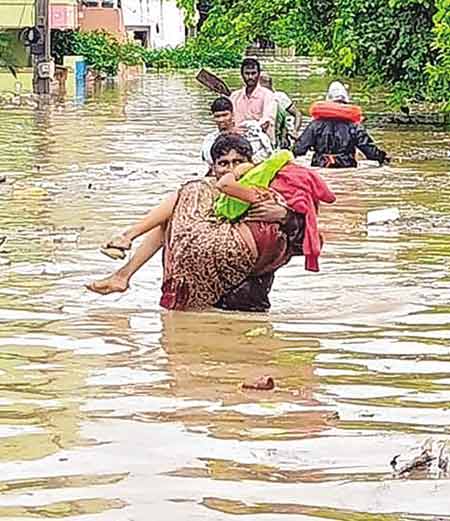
230 88 244 100
257 85 275 98
274 90 292 109
202 129 220 143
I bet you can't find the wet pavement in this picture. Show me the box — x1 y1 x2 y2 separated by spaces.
0 67 449 520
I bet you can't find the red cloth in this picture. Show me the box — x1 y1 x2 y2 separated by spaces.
246 222 290 275
271 163 336 272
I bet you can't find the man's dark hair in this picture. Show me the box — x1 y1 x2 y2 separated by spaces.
241 58 261 73
211 133 253 163
210 96 233 114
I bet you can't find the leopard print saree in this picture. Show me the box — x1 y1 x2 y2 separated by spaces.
160 178 257 311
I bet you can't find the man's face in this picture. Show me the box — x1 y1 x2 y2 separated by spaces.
242 66 260 89
213 149 248 179
213 110 234 131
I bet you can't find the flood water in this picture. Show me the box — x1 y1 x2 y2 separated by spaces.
0 66 449 520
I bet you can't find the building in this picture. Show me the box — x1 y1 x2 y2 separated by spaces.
0 0 78 32
0 0 78 68
50 0 79 30
0 0 34 30
122 0 186 49
78 0 126 40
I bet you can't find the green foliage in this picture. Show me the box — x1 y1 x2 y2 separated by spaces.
50 0 450 108
144 36 243 69
0 31 17 77
176 0 197 27
51 29 77 65
119 41 147 66
196 0 335 56
426 0 450 107
332 0 435 86
51 30 145 75
72 31 121 76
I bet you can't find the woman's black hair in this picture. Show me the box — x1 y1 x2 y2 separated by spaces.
211 133 253 163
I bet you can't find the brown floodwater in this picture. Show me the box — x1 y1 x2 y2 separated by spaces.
0 66 449 520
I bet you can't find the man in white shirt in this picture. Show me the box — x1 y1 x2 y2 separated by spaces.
201 96 273 170
260 72 303 145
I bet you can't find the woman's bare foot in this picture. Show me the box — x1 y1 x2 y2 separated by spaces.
85 273 129 295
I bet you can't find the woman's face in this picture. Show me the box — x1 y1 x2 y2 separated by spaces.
213 150 250 179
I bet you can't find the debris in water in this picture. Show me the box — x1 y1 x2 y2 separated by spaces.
245 326 270 338
242 376 275 391
391 439 450 477
367 207 400 225
391 449 435 475
438 441 449 472
0 175 5 183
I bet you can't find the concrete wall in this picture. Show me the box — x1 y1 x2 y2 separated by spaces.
50 2 78 30
0 0 78 30
0 0 34 29
0 69 32 92
151 0 185 49
122 0 186 49
122 0 152 27
78 6 126 40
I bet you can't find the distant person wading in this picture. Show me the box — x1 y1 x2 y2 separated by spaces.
294 81 390 168
230 58 277 144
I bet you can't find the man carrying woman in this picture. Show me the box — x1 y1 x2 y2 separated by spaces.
87 134 332 312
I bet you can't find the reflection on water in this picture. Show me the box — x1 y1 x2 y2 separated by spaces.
0 68 449 520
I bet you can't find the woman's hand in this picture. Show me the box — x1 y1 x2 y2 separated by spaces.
245 200 288 223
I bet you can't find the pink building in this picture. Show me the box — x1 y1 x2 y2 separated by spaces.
49 1 78 30
78 0 126 40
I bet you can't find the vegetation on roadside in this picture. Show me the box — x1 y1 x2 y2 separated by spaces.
0 31 17 77
172 0 450 109
52 30 148 76
50 0 450 109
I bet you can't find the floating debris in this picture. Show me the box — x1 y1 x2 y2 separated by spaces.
367 207 400 225
245 326 271 338
242 376 275 391
391 439 450 477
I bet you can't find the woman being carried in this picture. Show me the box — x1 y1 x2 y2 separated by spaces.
87 134 335 310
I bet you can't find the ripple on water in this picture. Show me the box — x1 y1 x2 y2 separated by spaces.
0 71 449 520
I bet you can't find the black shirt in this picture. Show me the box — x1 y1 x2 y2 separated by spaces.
293 119 387 168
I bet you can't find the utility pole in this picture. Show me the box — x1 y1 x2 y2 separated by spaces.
32 0 52 94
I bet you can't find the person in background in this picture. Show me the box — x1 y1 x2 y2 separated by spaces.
260 72 303 148
201 96 273 170
230 58 277 144
293 81 390 168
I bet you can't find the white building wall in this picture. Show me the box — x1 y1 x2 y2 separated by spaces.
122 0 186 48
122 0 152 27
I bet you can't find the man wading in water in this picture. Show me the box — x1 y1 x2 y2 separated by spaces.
230 58 277 144
201 96 273 171
87 135 307 312
294 81 390 168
